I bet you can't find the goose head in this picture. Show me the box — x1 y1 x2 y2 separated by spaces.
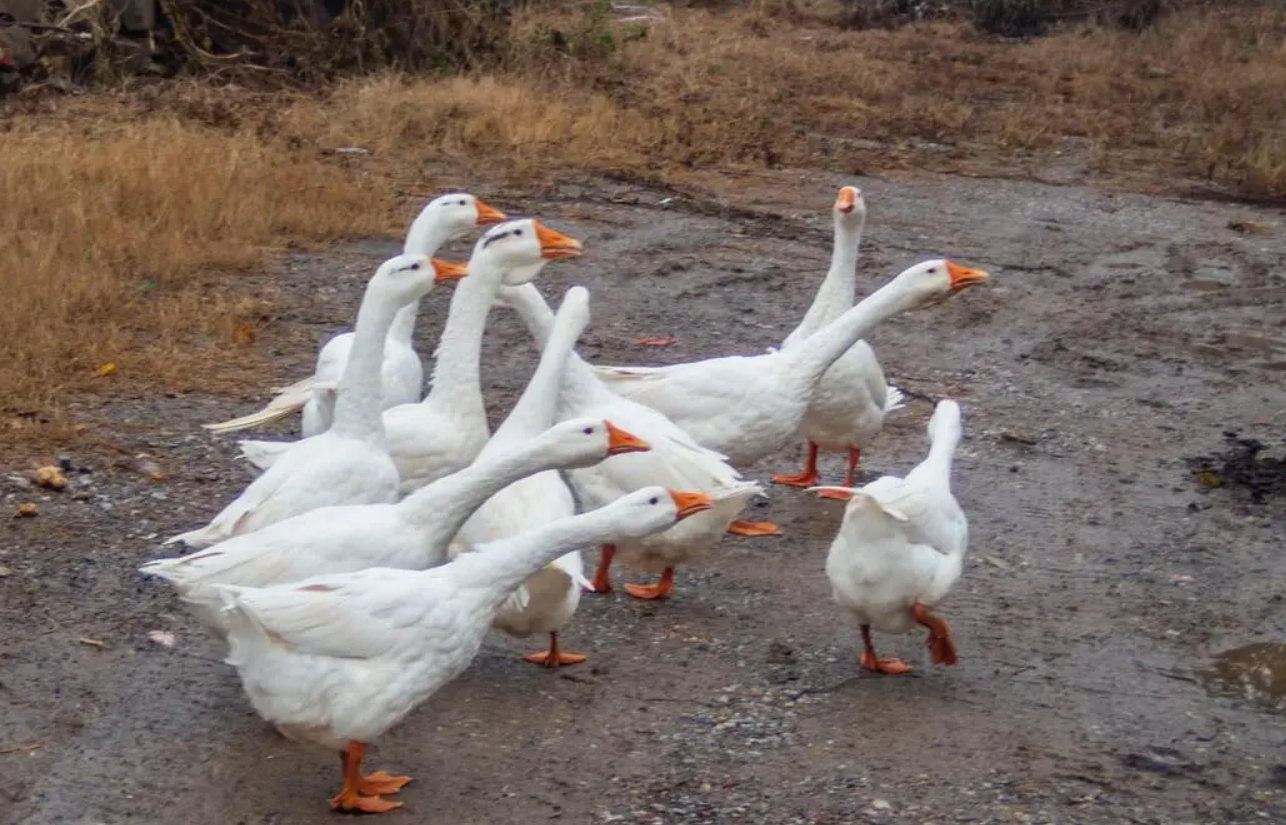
927 398 963 445
369 253 468 305
834 185 867 229
471 218 584 286
529 416 652 472
602 486 716 539
405 192 508 252
889 259 990 307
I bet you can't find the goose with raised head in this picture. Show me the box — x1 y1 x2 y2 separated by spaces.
162 254 466 549
213 485 713 813
588 259 990 469
236 219 583 493
496 282 772 602
449 285 635 668
141 416 650 635
203 193 505 437
770 186 906 500
811 399 969 675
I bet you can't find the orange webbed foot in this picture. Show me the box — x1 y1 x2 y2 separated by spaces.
623 581 670 600
770 469 820 488
859 651 913 675
912 601 958 666
356 771 411 796
727 519 781 537
523 649 588 668
330 789 404 814
817 488 853 502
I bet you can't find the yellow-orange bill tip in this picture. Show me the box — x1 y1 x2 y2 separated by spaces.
836 187 859 213
431 258 469 281
667 489 714 519
474 199 507 225
945 260 989 289
604 420 651 454
535 221 583 260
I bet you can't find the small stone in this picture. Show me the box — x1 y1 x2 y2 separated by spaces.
0 566 12 577
33 466 67 491
14 502 38 518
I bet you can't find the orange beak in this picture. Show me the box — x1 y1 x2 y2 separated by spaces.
535 221 583 260
605 420 651 455
835 186 859 214
945 260 989 290
474 198 507 226
668 489 714 520
431 258 469 283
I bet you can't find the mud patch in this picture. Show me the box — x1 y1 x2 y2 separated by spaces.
1188 433 1286 504
1200 642 1286 713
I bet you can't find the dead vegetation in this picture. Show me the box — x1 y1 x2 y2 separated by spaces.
2 0 1285 440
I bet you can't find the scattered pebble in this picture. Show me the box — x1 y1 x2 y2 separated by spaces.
147 630 176 648
13 502 38 518
34 465 68 490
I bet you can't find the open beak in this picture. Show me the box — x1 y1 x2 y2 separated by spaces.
431 258 469 283
474 198 507 226
535 221 583 260
668 489 714 520
945 260 990 290
605 420 651 455
835 186 859 214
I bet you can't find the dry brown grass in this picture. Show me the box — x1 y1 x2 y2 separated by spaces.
2 0 1284 443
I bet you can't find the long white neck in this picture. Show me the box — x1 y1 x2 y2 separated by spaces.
484 298 583 451
500 284 599 413
917 412 962 485
783 276 926 395
422 267 498 422
388 217 457 348
446 506 641 610
397 428 581 538
796 214 864 334
329 283 400 444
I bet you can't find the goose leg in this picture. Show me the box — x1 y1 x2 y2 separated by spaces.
770 441 821 488
623 567 675 600
727 519 781 537
330 741 407 813
818 448 861 501
585 544 614 593
858 624 911 675
523 631 588 668
912 600 958 666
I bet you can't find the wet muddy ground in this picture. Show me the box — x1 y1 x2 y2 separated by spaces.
3 168 1286 825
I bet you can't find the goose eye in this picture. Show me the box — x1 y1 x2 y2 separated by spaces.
649 496 658 505
458 200 466 205
927 267 937 273
582 427 593 435
514 229 523 236
410 263 421 271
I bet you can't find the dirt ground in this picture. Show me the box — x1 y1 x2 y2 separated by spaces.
3 167 1286 825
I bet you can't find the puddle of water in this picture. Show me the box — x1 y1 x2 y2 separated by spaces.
1199 642 1286 713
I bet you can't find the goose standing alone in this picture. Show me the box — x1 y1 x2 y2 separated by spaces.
812 399 970 674
214 486 713 813
163 254 466 548
203 193 505 437
771 186 906 500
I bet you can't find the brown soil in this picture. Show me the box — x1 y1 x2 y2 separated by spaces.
3 167 1286 824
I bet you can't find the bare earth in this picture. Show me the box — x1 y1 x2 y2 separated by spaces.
3 168 1286 825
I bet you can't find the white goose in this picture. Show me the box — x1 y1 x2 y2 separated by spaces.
771 186 906 500
449 286 623 668
214 485 713 813
141 416 649 636
163 254 464 549
589 259 990 469
812 399 968 675
203 193 505 437
235 219 583 495
496 282 771 602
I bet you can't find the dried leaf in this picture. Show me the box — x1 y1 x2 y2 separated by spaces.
629 336 676 347
1198 471 1223 488
1227 219 1269 234
76 637 105 648
33 466 67 491
233 321 256 346
0 566 13 577
94 362 116 378
13 503 38 518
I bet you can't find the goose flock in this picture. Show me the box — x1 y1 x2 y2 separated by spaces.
140 187 991 814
